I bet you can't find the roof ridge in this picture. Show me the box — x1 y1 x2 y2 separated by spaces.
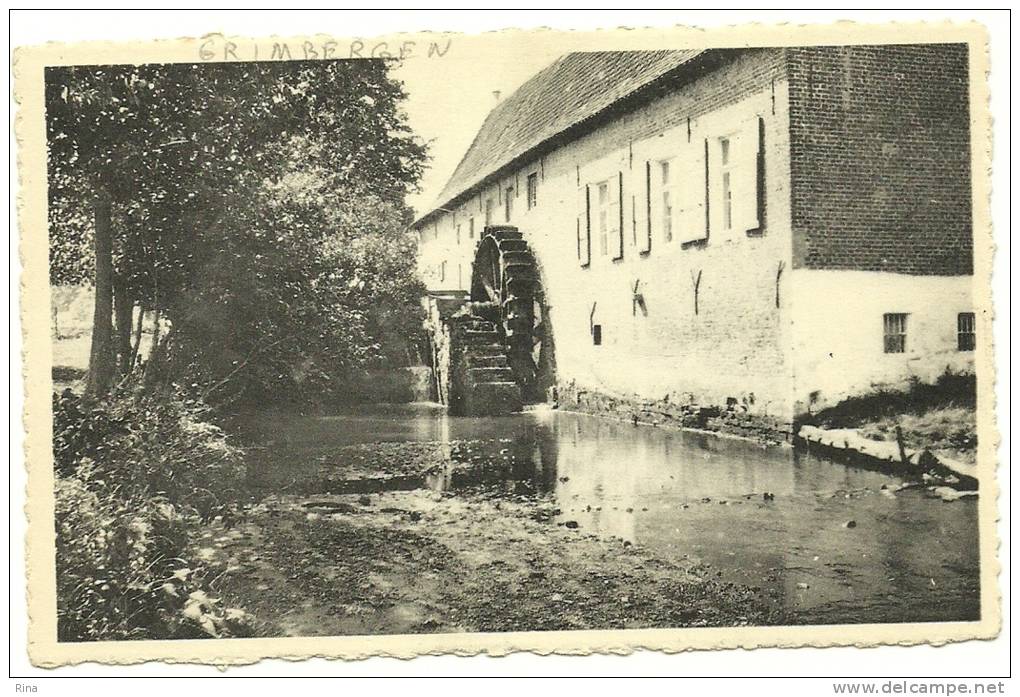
416 49 705 226
419 53 573 215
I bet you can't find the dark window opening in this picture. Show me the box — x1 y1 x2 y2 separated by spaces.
527 173 538 210
883 313 907 353
505 187 514 222
957 312 976 351
592 324 602 346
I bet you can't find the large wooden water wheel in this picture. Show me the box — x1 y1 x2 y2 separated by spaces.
469 225 545 401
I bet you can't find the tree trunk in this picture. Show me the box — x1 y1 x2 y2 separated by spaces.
148 310 162 363
113 275 133 376
85 192 115 398
143 310 165 386
129 306 145 371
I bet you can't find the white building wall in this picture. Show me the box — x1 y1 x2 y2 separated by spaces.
789 270 976 411
416 50 797 419
528 84 795 420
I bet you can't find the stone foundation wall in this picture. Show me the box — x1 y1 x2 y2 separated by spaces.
422 294 465 406
557 380 795 444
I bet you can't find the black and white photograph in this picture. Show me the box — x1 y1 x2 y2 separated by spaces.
11 11 1006 679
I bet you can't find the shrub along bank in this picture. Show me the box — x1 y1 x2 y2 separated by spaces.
52 385 254 641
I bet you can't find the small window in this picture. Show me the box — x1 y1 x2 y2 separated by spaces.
469 217 475 239
883 313 907 353
440 260 447 283
527 173 538 209
455 223 461 245
957 312 976 351
592 324 602 346
484 198 494 226
505 187 513 222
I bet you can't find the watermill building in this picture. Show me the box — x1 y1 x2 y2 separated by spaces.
412 45 975 431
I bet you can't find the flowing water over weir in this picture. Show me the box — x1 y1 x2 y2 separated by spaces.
243 402 980 626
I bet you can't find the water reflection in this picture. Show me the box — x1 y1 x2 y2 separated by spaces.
255 402 981 625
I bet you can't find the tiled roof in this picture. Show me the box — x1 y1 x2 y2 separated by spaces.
418 50 705 224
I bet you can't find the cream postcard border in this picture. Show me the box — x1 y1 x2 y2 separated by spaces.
14 19 999 667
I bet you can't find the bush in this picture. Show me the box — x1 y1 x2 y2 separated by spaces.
147 148 427 412
53 386 246 515
808 368 976 429
53 386 252 641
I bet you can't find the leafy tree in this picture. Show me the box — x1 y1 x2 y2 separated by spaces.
46 59 428 402
157 143 425 406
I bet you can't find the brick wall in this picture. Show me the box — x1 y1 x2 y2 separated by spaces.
788 44 972 275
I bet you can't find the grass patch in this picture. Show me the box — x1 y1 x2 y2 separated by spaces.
52 366 87 383
806 370 977 460
807 371 975 430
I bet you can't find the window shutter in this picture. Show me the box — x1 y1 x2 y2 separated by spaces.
612 172 624 260
703 138 711 240
630 195 637 248
679 140 708 244
740 117 763 232
640 160 652 254
648 160 661 244
754 117 766 232
576 218 582 263
580 185 591 267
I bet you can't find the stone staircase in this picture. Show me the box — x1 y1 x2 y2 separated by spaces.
448 316 523 416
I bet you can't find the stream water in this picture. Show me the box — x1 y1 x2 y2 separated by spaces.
245 402 981 626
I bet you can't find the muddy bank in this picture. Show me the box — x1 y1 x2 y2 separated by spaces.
800 374 978 487
205 406 979 632
797 425 979 491
199 487 781 636
798 400 980 492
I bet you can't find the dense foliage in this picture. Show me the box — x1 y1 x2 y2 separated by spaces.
53 387 251 641
147 137 426 406
47 59 430 639
46 59 428 404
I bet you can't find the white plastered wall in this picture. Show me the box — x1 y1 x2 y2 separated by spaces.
789 269 976 412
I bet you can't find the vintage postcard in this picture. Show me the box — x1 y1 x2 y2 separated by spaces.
15 19 999 668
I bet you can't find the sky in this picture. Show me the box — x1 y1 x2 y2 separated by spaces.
393 42 566 217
